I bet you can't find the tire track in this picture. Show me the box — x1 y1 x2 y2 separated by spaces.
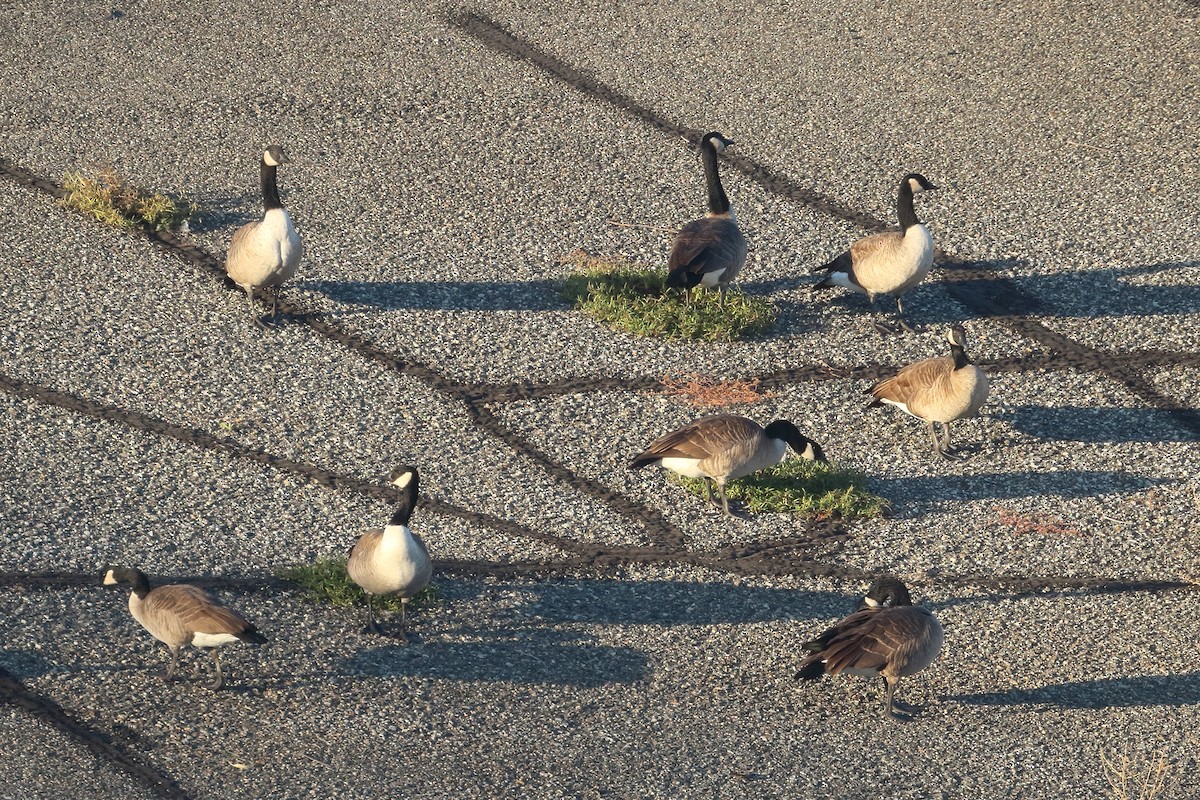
0 666 191 800
447 9 1200 441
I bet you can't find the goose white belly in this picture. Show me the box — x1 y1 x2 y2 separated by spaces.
351 527 432 597
192 632 241 647
659 457 708 478
229 209 302 288
892 224 934 292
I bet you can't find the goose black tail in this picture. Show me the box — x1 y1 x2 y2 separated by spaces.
239 626 268 645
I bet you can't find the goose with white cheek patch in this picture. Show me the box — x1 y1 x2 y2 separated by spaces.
102 566 267 690
665 131 748 301
629 414 826 517
867 324 989 459
811 173 938 333
225 144 303 328
795 576 943 719
347 465 432 641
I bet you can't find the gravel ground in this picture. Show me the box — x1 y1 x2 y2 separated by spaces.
1 0 1198 797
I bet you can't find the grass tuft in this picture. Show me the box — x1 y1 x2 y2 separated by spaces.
277 557 439 612
671 459 889 519
60 168 198 230
559 251 776 342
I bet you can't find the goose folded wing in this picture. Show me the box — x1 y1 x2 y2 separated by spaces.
151 584 251 634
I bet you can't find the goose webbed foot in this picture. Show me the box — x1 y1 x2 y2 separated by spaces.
897 317 918 334
873 320 900 335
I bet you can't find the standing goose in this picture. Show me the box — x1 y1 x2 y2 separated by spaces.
225 145 303 327
867 325 989 459
665 131 748 299
629 414 827 516
102 566 267 690
811 173 938 333
347 465 432 641
795 576 943 718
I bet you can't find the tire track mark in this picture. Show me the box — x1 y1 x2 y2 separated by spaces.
0 666 191 800
447 10 1200 441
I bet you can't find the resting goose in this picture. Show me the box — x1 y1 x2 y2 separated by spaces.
811 173 938 333
867 324 990 459
795 576 943 718
347 465 432 640
665 131 748 298
629 414 826 516
225 145 303 327
102 566 267 690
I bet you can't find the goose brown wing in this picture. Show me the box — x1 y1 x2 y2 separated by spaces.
849 230 903 264
819 607 929 676
667 219 744 284
867 356 954 406
633 415 758 464
148 584 252 635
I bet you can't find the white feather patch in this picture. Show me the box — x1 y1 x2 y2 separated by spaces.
659 457 708 479
192 632 241 647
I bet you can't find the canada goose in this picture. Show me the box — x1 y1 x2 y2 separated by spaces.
347 465 432 640
665 132 747 299
867 325 989 459
102 566 267 690
795 576 943 718
811 173 938 333
225 145 303 327
629 414 827 515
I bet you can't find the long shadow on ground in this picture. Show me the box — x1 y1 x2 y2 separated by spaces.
944 672 1200 709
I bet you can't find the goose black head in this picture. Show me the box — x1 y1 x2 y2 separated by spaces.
102 566 151 595
386 465 420 528
946 325 967 348
902 172 937 193
764 420 828 464
863 575 913 608
263 145 291 167
701 131 735 154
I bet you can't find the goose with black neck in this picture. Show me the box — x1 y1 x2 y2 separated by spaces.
665 131 748 302
225 144 303 328
811 172 938 333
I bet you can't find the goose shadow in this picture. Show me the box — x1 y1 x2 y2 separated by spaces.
181 191 261 234
870 470 1171 513
994 406 1200 443
1006 261 1200 317
344 639 648 686
298 279 571 312
944 672 1200 709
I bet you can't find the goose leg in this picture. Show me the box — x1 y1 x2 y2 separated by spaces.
245 286 269 330
207 648 224 690
895 296 917 333
926 421 942 456
164 646 180 682
702 477 717 509
363 594 384 636
937 423 964 460
870 295 898 335
718 482 731 517
395 598 410 644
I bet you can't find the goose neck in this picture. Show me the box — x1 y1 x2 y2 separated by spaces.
896 180 919 230
702 142 730 216
950 344 971 369
260 160 283 211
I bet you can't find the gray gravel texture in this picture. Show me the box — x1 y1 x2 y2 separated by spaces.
1 0 1199 797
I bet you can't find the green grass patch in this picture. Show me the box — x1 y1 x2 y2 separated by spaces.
672 459 889 519
277 557 439 612
60 168 198 230
560 253 776 342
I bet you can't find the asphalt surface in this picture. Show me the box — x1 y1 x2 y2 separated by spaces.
1 0 1198 797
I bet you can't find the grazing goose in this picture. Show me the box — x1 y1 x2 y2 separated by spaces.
795 576 943 718
629 414 827 516
867 325 989 459
811 173 938 333
347 465 432 640
225 145 303 327
665 131 748 298
102 566 267 690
